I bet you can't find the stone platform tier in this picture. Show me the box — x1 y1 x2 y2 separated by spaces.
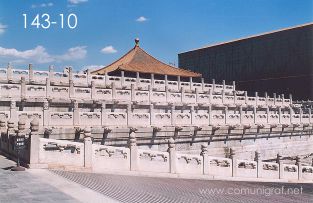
0 120 312 183
0 98 311 128
0 65 235 93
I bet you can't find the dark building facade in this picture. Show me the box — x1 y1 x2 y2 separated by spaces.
178 23 313 100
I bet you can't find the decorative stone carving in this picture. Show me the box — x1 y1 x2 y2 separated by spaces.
284 165 297 172
302 167 313 173
178 155 201 165
43 142 80 154
50 113 73 119
262 163 278 171
238 161 256 169
95 147 127 158
43 100 49 110
210 159 230 167
139 152 168 162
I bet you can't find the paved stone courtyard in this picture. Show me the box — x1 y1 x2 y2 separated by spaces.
0 155 78 203
52 170 313 203
1 154 313 203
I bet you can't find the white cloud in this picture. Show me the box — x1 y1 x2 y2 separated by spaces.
0 23 7 35
0 45 87 64
31 2 54 8
136 16 148 22
100 46 117 54
80 65 104 73
57 46 87 61
68 0 88 4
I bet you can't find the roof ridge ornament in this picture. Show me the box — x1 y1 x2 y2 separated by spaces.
135 38 140 47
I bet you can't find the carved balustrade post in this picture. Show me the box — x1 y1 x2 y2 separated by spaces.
177 76 181 90
136 72 140 87
255 92 258 106
68 66 73 82
48 65 54 82
276 153 283 179
0 118 6 137
208 105 212 126
121 71 125 86
151 74 155 88
29 118 40 168
309 109 312 124
254 151 262 178
201 78 205 91
278 107 282 125
232 81 236 91
253 106 257 124
266 107 270 124
221 90 225 104
43 100 50 127
91 81 96 100
101 103 107 126
104 72 109 86
281 94 285 106
73 100 80 126
222 80 226 92
10 100 18 123
180 87 185 103
201 144 209 175
289 94 293 105
264 92 268 105
195 88 199 103
28 64 34 83
20 77 26 99
69 80 74 98
164 75 168 88
229 148 237 177
244 91 248 105
7 63 13 82
131 84 135 101
168 137 176 174
129 128 138 171
239 106 243 125
273 93 277 106
295 156 301 180
165 86 169 103
150 104 155 126
83 127 92 169
148 85 152 103
45 78 51 98
190 106 195 126
112 82 116 100
189 77 193 90
212 79 215 92
127 104 132 126
5 120 15 153
170 104 175 125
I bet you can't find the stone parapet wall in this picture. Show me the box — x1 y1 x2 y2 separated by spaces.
0 66 235 93
1 122 312 182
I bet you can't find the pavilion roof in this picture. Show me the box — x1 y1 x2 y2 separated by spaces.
91 39 202 78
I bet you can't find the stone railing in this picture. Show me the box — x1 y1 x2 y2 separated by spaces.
0 66 235 93
1 108 312 128
0 79 292 109
1 122 311 182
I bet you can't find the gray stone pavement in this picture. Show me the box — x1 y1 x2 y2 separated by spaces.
0 155 117 203
0 155 78 203
52 170 313 203
1 154 313 203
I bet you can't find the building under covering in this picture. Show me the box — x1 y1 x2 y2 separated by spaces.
178 23 313 100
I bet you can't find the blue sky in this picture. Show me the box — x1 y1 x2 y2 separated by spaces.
0 0 312 72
